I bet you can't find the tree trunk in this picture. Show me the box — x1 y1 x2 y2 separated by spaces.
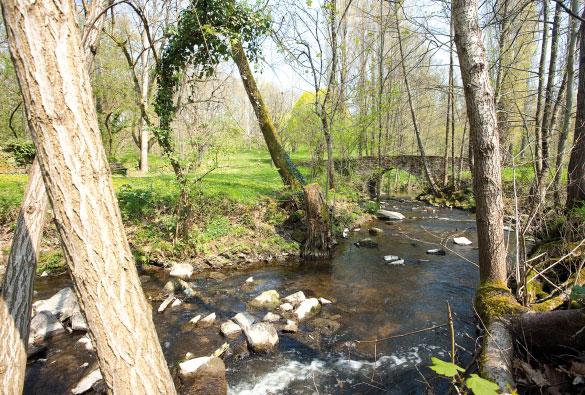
231 39 304 189
139 29 151 174
567 8 585 208
395 4 440 194
0 0 176 393
453 0 507 284
555 0 580 203
0 1 109 393
302 183 333 260
534 0 550 176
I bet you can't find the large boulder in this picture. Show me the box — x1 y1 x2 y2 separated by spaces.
377 210 405 220
33 287 80 321
244 322 279 353
249 290 280 309
282 291 306 306
29 311 65 345
294 298 321 320
180 356 227 395
169 263 194 280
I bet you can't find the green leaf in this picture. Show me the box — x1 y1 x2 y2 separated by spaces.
465 374 500 395
428 357 464 377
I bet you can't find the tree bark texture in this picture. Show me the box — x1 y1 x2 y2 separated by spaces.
302 183 333 260
0 0 176 393
0 1 109 393
231 39 304 189
453 0 507 283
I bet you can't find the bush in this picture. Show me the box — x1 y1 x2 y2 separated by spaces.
2 139 36 167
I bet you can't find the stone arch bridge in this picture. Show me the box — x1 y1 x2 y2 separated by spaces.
333 155 469 196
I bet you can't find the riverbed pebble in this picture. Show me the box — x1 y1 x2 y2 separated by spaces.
383 255 400 262
319 298 332 305
200 313 216 327
426 248 446 255
279 302 293 312
263 312 281 322
250 290 280 309
233 312 255 329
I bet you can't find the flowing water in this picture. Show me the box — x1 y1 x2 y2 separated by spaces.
25 198 485 394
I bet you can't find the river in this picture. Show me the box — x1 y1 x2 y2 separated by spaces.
25 198 482 394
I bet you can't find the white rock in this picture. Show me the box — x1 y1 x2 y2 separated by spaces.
77 336 93 351
220 320 242 337
179 356 212 377
169 263 194 280
189 315 202 325
171 298 182 308
33 287 79 321
294 298 321 320
263 312 281 322
453 236 472 246
342 228 350 238
28 311 65 344
383 255 400 262
377 210 405 220
70 312 88 332
319 298 332 305
387 259 405 265
353 228 361 232
245 276 254 283
158 295 175 313
244 322 279 352
504 225 514 232
200 313 216 326
71 369 102 394
233 312 255 329
250 290 280 308
283 291 306 306
279 303 293 312
282 320 298 333
40 271 49 277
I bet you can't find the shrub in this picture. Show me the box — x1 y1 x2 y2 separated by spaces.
2 139 36 167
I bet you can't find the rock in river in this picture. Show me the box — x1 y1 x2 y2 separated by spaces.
70 311 88 332
377 210 405 220
244 322 279 352
29 311 65 344
249 290 280 309
282 320 298 333
383 255 400 262
453 237 472 246
220 320 242 338
263 312 281 322
71 368 102 394
426 248 446 255
232 312 255 329
369 227 384 235
279 302 293 312
356 238 378 248
180 356 227 395
169 263 194 279
283 291 306 306
294 298 321 320
199 313 216 327
33 287 79 321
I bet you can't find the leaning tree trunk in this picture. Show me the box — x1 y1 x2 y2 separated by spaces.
231 39 304 189
302 183 333 260
566 7 585 209
0 1 109 393
0 0 176 393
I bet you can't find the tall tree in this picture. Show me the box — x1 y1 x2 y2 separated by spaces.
554 0 580 202
566 8 585 208
453 0 507 283
0 1 109 392
0 0 176 392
